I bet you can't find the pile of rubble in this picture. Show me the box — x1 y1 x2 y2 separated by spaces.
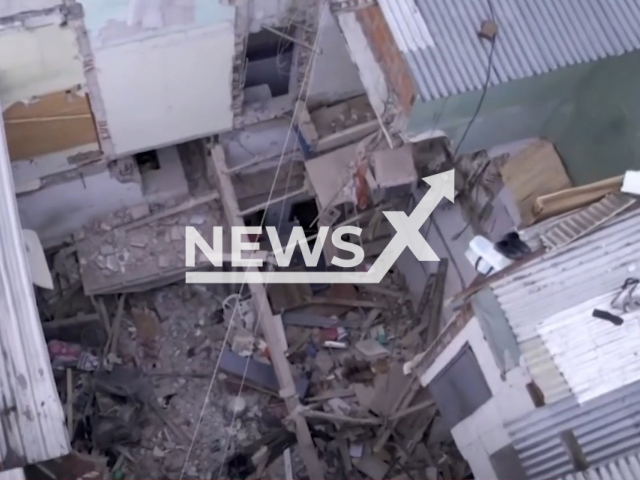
35 250 469 480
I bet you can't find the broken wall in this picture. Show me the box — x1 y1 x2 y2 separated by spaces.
0 13 99 162
80 0 236 156
335 12 391 133
17 167 145 247
306 3 365 108
0 0 61 17
248 0 295 31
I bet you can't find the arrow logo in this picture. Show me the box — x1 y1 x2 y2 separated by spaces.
186 169 455 284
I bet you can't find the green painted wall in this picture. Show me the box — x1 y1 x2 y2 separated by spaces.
406 63 592 154
407 51 640 186
544 51 640 185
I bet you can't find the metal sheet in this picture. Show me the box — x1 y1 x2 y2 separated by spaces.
560 450 640 480
506 379 640 480
377 0 640 101
0 114 69 466
537 292 640 404
493 208 640 340
492 207 640 402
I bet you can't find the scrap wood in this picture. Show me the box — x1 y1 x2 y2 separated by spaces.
91 296 111 336
306 388 355 403
401 260 447 347
303 296 388 309
359 308 383 341
104 293 127 357
282 312 361 329
210 143 324 479
359 284 406 300
285 328 313 356
302 409 383 425
533 175 623 221
389 399 435 422
66 369 74 438
336 438 353 472
373 379 421 452
424 260 448 346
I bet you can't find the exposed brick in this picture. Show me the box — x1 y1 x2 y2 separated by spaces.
355 5 416 114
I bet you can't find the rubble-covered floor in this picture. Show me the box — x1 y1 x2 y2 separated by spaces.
30 138 472 480
37 265 470 480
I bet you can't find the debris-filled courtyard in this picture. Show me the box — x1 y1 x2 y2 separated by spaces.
5 0 640 479
35 185 469 479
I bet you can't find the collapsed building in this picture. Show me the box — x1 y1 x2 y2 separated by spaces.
3 0 640 479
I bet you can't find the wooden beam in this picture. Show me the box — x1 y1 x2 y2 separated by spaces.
207 142 325 480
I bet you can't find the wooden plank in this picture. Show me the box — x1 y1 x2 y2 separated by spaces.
4 91 98 161
499 140 571 227
208 143 325 480
533 175 623 221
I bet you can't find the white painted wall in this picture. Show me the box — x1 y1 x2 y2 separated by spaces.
0 0 61 18
420 317 536 480
17 169 145 247
94 23 235 155
307 3 364 108
248 0 295 31
0 23 84 109
223 117 300 168
336 12 389 132
11 143 101 192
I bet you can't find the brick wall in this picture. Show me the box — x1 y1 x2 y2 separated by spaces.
355 5 416 114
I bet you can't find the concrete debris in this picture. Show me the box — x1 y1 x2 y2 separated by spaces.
41 261 466 479
354 452 390 480
39 139 475 480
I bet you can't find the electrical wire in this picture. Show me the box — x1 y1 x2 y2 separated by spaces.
178 5 326 477
212 4 330 478
452 0 497 163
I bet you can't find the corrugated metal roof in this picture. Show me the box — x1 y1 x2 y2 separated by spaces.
377 0 640 101
492 207 640 340
0 117 69 466
538 292 640 404
560 450 640 480
506 379 640 480
492 207 640 403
